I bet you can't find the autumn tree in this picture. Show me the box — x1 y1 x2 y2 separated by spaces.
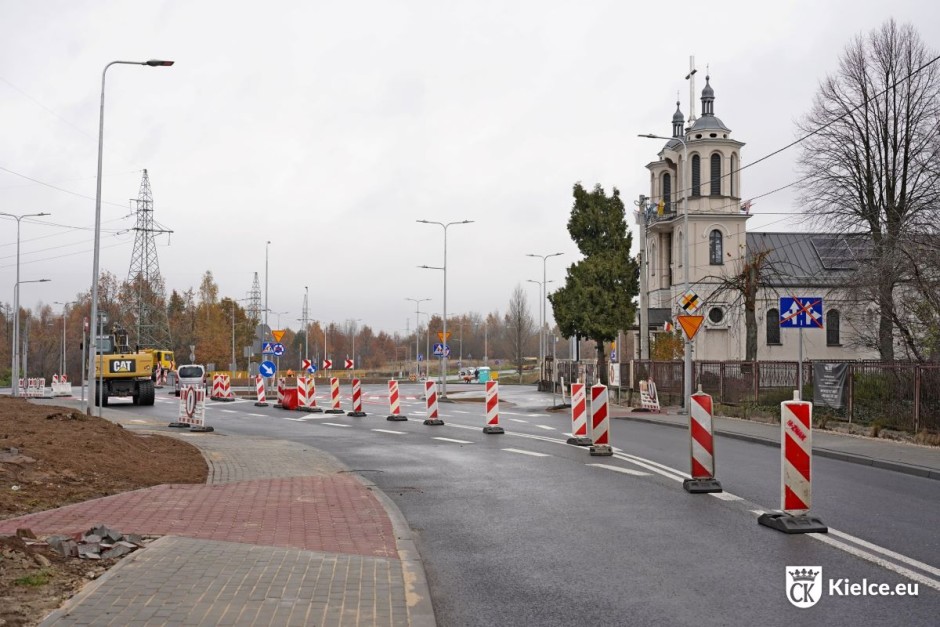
796 19 940 360
549 183 639 385
504 285 536 382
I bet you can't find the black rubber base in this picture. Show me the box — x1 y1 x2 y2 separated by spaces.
325 409 345 414
167 422 190 429
189 425 214 432
424 419 445 426
566 436 593 446
387 415 408 421
210 397 235 402
683 477 724 494
347 411 367 417
254 401 269 407
758 512 828 534
483 425 505 434
299 406 323 413
589 444 614 456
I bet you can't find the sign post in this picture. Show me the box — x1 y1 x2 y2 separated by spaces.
779 297 824 399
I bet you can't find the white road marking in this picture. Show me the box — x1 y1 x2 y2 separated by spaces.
826 529 940 578
613 454 684 483
247 413 266 417
323 422 351 428
502 448 549 457
372 429 407 435
808 533 940 592
220 410 238 414
587 463 650 477
509 418 528 424
535 425 555 431
283 416 321 422
709 492 742 501
433 437 474 444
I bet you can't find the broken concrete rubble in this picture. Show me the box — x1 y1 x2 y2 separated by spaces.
23 524 151 560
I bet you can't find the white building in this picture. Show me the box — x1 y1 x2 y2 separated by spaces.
636 76 880 362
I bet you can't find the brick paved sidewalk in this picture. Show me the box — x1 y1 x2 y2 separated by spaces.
1 430 434 626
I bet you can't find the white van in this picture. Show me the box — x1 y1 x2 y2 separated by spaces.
174 364 207 396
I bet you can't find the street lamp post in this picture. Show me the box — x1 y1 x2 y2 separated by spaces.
1 212 50 396
418 219 473 397
526 252 563 381
639 132 691 410
264 240 271 345
406 298 430 380
86 58 173 415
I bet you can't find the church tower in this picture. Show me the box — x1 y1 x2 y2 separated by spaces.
643 75 748 359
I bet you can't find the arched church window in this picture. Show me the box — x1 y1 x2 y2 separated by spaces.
662 173 672 211
709 230 723 265
691 155 701 197
767 308 781 345
710 153 721 196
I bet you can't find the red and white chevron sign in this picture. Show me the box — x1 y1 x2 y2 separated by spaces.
322 359 332 370
345 358 354 370
301 359 312 371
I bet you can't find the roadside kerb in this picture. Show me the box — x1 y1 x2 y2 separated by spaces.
610 410 940 481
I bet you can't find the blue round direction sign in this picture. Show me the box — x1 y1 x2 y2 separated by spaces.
272 343 285 356
259 360 277 378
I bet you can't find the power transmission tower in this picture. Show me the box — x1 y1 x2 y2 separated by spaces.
246 272 263 343
126 169 173 348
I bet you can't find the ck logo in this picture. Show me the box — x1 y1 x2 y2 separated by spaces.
786 566 822 608
111 360 135 373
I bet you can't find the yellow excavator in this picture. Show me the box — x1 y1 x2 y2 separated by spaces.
92 325 155 406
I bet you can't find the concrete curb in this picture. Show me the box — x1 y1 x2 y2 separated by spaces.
610 412 940 481
39 535 174 625
354 475 437 627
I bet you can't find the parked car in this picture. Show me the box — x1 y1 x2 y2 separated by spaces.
174 364 207 396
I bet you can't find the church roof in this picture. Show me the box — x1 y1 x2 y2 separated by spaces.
747 232 872 287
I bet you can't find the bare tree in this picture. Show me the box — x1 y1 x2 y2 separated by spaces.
504 285 536 382
796 19 940 360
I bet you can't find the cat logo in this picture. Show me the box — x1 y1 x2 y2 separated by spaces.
110 360 136 373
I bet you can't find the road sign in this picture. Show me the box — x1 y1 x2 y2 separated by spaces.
272 329 285 343
259 361 276 377
309 364 317 373
272 343 285 356
345 358 354 369
301 359 312 370
438 331 451 343
261 342 275 355
679 290 703 314
610 350 616 361
418 354 424 361
432 343 450 356
677 315 705 340
323 359 332 370
780 297 824 329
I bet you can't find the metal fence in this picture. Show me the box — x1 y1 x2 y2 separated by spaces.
554 359 940 433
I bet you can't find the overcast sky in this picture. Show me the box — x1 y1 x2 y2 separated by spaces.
2 1 939 336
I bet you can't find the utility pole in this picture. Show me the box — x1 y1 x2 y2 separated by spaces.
635 195 650 360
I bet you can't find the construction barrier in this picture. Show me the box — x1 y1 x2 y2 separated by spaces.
639 379 661 412
297 376 322 412
254 374 269 407
566 383 592 446
325 377 344 414
424 379 443 425
483 380 504 434
682 389 723 493
589 384 613 456
275 377 286 408
347 378 367 417
174 385 212 432
758 393 827 534
387 380 407 421
50 374 72 397
210 373 235 402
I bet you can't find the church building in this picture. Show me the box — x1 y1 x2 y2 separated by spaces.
635 75 880 362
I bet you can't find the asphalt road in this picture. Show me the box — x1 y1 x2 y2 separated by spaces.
60 383 940 626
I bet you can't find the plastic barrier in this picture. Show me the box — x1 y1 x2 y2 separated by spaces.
566 383 592 446
589 384 613 456
423 379 443 425
387 380 407 421
254 374 269 407
483 380 504 434
682 389 723 493
347 378 366 417
325 377 344 414
758 393 827 534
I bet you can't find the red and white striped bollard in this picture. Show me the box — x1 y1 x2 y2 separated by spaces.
483 380 504 434
325 377 344 413
683 388 723 493
758 392 828 534
566 382 592 446
254 374 268 407
348 378 367 417
589 384 613 456
424 379 443 425
387 380 408 421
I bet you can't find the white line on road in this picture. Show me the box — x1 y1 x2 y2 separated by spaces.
535 425 555 431
323 422 351 428
808 532 940 592
433 437 474 444
709 492 742 501
613 454 684 483
587 463 650 477
372 429 407 435
247 413 266 417
826 528 940 579
502 448 549 457
220 410 239 414
509 419 528 424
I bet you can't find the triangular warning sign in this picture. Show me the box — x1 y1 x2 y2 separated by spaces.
676 315 705 340
271 329 285 343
